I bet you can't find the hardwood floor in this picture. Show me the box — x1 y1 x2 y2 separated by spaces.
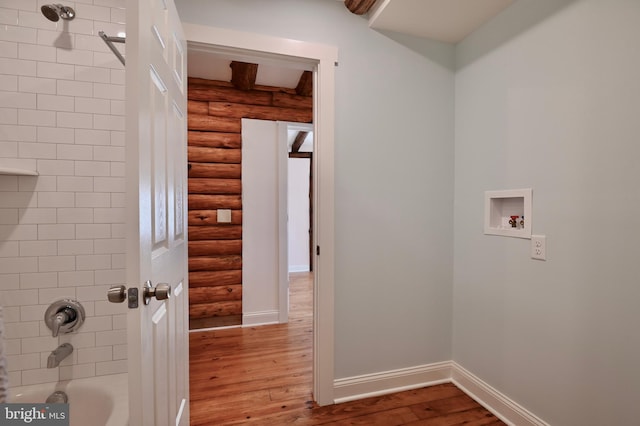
189 272 504 425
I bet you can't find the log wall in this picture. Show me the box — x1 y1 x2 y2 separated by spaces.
188 77 313 329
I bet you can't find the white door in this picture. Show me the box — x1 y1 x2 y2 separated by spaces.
125 0 189 425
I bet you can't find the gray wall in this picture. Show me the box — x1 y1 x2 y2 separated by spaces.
453 0 640 424
176 0 455 378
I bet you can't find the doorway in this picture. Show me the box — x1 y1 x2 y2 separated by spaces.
183 23 337 406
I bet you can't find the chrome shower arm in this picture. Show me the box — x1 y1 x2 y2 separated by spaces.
99 31 126 66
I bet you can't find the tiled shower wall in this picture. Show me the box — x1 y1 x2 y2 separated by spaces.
0 0 127 386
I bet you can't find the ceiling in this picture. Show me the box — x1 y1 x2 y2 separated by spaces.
368 0 515 44
187 0 516 92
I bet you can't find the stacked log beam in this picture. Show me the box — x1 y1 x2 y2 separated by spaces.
188 76 313 329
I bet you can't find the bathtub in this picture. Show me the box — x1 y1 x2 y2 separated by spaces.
9 373 128 426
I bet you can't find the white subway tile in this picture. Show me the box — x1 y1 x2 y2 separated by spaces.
57 111 93 129
76 254 111 270
18 43 55 62
75 96 110 114
75 34 105 53
94 0 126 8
18 141 56 158
0 74 18 90
110 224 125 239
37 93 74 111
0 240 18 256
93 114 124 131
38 255 75 272
19 175 55 192
4 338 21 356
93 300 126 316
0 143 18 160
0 174 18 190
16 335 51 354
0 8 18 26
75 192 110 208
17 10 58 31
76 4 111 22
4 321 39 338
112 314 126 330
1 1 37 12
20 304 46 321
57 79 93 97
37 192 75 207
110 130 124 146
93 207 124 224
77 346 112 364
110 68 124 85
36 159 74 175
38 286 76 304
58 270 94 287
60 331 95 348
18 108 55 126
0 256 37 273
36 61 75 80
56 207 93 223
36 29 73 50
76 285 110 303
75 160 110 177
110 162 124 177
0 274 19 290
79 315 112 332
75 128 110 145
20 271 58 289
6 353 40 372
18 75 55 94
96 359 126 376
0 40 18 58
37 223 75 240
0 224 37 239
37 126 74 143
74 64 110 83
18 208 56 224
75 223 110 239
110 8 125 25
0 26 37 44
56 145 93 161
0 124 36 141
0 107 17 124
19 240 56 256
93 51 123 70
0 208 18 225
8 371 21 387
57 239 93 256
21 368 59 386
2 306 19 322
109 99 124 115
65 18 95 36
59 363 95 381
93 238 124 254
110 192 125 207
95 329 126 346
93 82 124 100
0 90 36 108
57 176 94 192
57 47 93 66
112 344 126 360
93 176 124 192
94 268 124 285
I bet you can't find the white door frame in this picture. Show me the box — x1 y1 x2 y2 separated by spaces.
183 24 337 406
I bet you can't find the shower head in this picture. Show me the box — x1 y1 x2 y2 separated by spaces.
41 4 75 22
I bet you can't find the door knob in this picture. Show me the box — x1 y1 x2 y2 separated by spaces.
143 281 171 305
107 285 126 303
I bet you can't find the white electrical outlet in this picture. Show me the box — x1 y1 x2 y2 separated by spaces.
531 235 546 261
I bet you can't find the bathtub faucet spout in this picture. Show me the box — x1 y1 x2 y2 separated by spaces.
47 343 73 368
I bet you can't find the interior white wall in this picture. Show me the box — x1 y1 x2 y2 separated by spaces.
0 0 128 386
176 0 455 378
288 157 310 272
453 1 640 424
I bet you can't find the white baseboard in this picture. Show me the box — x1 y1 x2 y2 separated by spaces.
242 310 279 326
451 362 550 426
333 361 452 403
332 360 548 425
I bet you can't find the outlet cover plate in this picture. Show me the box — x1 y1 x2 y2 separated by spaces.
531 235 546 261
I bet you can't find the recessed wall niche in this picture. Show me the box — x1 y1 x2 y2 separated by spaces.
484 188 532 239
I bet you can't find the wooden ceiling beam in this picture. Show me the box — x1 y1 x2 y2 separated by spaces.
344 0 376 15
295 71 313 97
229 61 258 91
291 131 309 153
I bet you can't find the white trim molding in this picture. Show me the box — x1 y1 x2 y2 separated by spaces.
451 362 550 426
333 361 452 403
242 310 280 327
333 361 548 425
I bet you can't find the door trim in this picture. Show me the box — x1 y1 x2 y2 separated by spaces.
182 24 337 406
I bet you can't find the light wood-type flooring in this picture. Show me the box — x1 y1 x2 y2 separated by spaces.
189 272 504 425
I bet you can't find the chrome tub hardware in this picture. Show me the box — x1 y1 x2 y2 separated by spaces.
47 343 73 368
44 299 85 337
46 390 69 404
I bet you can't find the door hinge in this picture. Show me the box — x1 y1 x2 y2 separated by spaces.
316 245 320 256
